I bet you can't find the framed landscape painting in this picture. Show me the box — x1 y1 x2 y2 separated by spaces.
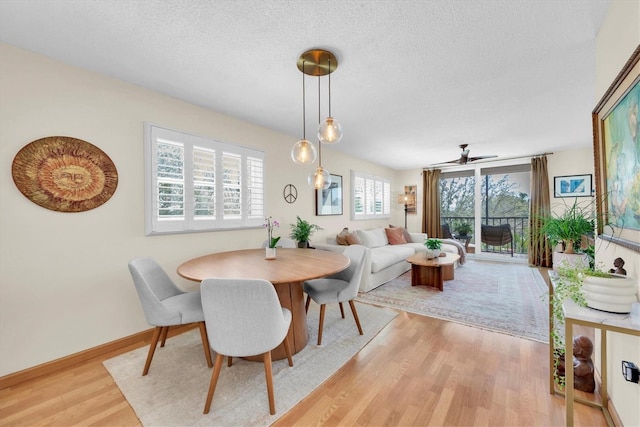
316 174 343 216
592 46 640 252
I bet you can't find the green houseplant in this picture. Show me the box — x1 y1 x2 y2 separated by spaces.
289 216 322 248
424 238 442 259
453 220 472 236
539 199 594 255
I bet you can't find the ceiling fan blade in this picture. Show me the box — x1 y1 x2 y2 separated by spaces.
467 155 498 162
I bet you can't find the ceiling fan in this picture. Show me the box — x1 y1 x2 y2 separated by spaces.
432 144 498 166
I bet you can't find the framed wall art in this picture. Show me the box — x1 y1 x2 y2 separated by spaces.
553 174 592 198
316 174 343 216
592 46 640 252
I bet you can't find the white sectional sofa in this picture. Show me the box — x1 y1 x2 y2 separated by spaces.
314 227 465 293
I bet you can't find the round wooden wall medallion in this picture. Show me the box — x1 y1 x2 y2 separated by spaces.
12 136 118 212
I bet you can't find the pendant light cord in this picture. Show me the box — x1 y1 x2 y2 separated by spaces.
328 58 332 118
318 75 322 166
301 61 306 139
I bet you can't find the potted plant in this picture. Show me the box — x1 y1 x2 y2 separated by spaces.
424 238 442 259
538 198 595 270
548 258 635 388
453 220 472 236
289 216 322 248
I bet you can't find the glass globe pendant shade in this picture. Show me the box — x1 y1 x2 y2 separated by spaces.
291 139 317 164
309 166 331 190
318 117 343 144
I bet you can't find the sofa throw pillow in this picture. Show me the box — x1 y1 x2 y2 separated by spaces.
356 228 388 248
385 227 407 245
389 224 412 243
336 227 350 245
346 232 363 245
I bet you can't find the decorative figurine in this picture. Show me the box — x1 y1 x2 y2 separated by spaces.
608 257 627 275
573 335 596 393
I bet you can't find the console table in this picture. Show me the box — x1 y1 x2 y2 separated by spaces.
549 273 640 426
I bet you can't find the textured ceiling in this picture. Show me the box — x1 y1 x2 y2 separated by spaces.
0 0 611 170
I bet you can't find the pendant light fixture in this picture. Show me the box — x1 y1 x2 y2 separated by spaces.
311 73 331 190
290 60 317 165
317 56 342 144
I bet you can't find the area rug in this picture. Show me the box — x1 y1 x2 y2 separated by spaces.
356 260 549 343
103 302 396 426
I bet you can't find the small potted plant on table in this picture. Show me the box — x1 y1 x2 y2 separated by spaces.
424 238 442 259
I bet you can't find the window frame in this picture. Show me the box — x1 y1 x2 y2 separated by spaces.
144 123 265 235
350 170 391 220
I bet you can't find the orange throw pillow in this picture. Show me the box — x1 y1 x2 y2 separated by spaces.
389 224 412 243
385 227 407 245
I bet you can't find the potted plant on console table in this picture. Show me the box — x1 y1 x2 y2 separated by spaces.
290 216 322 248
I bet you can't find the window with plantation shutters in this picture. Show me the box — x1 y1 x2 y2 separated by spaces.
144 123 265 235
351 170 391 220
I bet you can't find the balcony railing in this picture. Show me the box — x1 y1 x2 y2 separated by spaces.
441 216 529 255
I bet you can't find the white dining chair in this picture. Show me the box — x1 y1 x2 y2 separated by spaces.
261 238 297 248
303 245 366 345
200 278 293 415
128 257 213 375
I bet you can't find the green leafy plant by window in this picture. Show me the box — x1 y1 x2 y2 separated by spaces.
453 220 472 235
538 198 594 254
289 216 322 243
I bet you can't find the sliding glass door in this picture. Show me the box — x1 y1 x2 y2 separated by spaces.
440 163 531 257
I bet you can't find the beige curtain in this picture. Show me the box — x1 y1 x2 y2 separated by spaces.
422 169 441 237
528 156 552 267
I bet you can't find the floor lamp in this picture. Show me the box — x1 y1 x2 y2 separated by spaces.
397 194 415 229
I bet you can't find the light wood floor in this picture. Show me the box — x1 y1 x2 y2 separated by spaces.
0 308 607 427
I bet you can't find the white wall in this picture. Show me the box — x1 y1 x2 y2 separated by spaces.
0 42 397 376
594 1 640 425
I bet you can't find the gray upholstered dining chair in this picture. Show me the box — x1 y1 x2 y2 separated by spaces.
261 238 297 248
128 257 213 376
303 244 366 345
200 278 293 415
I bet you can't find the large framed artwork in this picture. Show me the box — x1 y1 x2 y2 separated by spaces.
592 46 640 253
316 174 343 216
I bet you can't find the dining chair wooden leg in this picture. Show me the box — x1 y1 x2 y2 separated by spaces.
349 300 363 335
227 356 233 367
159 326 170 347
317 304 326 345
203 353 225 414
282 335 293 367
198 322 213 368
305 295 311 313
339 302 345 318
143 327 162 376
263 351 276 415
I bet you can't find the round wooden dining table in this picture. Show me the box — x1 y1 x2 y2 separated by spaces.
177 248 350 360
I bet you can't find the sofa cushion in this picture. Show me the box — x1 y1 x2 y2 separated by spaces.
356 228 388 248
346 232 363 245
336 228 350 245
389 224 412 243
385 227 407 245
370 246 414 273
